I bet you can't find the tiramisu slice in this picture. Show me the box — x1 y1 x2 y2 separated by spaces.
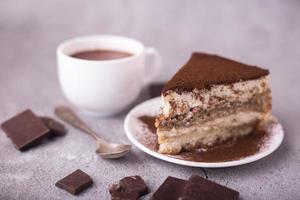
155 53 271 154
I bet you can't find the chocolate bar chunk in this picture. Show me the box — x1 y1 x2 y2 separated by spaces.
151 176 187 200
111 190 139 200
109 176 149 199
40 117 66 136
1 109 50 150
55 169 93 195
180 175 239 200
119 176 149 196
109 184 122 194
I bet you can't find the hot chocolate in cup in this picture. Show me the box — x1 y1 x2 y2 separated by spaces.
57 35 161 117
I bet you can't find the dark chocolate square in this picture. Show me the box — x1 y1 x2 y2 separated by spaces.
151 176 187 200
40 116 66 136
1 109 50 150
55 169 93 195
180 175 239 200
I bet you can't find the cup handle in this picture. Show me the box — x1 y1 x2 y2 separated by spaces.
143 47 162 85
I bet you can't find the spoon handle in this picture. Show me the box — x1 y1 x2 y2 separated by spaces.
55 106 99 140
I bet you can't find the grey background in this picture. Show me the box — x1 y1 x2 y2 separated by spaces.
0 0 300 199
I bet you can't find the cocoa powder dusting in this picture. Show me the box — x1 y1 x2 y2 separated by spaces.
138 116 159 150
163 52 269 94
172 131 270 162
138 116 156 134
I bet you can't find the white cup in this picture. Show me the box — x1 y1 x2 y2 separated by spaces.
57 35 161 117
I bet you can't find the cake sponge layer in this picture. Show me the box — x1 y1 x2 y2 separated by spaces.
157 111 266 154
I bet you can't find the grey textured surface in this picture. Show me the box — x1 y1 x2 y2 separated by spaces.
0 0 300 199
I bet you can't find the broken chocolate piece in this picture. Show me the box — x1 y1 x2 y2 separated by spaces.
151 176 187 200
180 175 239 200
109 176 149 199
109 184 122 194
119 175 149 197
40 116 66 136
111 191 139 200
1 109 50 150
55 169 93 195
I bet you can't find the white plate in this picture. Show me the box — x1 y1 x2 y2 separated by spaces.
124 97 284 168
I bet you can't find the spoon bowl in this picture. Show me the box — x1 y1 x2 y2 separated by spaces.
95 139 132 159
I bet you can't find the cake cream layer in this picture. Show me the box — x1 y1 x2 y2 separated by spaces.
157 90 271 130
161 76 269 119
157 111 265 154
